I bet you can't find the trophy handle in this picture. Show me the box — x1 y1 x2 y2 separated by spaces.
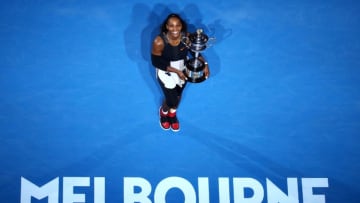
181 36 191 49
206 37 216 48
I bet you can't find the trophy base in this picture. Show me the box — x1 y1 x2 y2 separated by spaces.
183 69 207 83
184 58 207 83
187 75 207 83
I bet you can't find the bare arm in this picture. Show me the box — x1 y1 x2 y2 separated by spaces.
198 56 210 79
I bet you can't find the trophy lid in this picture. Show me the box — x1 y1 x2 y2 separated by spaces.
189 29 208 44
188 29 208 51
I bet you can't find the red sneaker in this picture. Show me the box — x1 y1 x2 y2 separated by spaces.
168 111 180 132
159 107 170 130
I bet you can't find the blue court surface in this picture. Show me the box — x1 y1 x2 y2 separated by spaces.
1 0 360 202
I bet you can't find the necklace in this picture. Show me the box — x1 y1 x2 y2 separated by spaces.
166 33 181 46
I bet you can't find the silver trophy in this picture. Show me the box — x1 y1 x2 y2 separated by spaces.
182 29 212 83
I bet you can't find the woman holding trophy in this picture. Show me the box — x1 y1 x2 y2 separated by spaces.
151 13 210 132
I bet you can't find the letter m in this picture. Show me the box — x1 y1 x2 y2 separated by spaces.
21 177 59 203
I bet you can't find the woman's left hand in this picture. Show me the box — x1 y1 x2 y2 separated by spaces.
204 64 210 79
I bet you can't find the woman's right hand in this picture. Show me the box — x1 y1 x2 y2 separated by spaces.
177 70 187 81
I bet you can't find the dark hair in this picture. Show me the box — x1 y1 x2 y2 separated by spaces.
160 13 187 34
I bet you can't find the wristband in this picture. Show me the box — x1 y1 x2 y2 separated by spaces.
151 54 168 71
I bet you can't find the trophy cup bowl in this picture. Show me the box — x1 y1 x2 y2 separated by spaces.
183 29 209 83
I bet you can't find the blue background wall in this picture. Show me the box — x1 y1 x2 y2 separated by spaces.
1 0 360 202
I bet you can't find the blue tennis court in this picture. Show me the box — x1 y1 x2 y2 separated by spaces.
1 0 359 202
